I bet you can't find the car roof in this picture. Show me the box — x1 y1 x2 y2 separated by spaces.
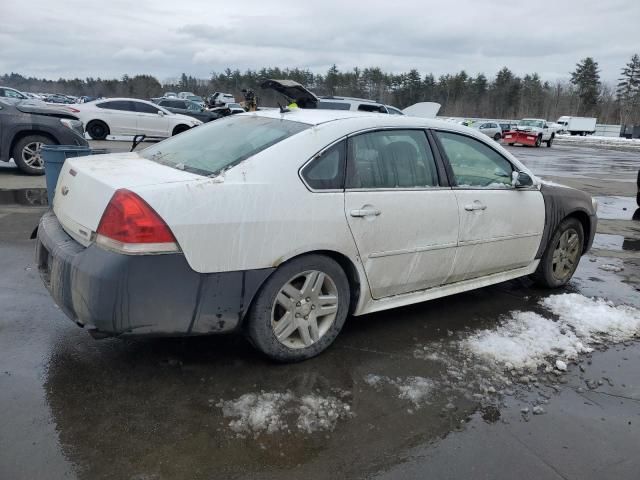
245 108 484 132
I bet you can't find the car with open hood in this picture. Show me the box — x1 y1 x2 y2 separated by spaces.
36 109 597 361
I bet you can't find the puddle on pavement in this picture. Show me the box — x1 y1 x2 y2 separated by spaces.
595 196 638 220
0 188 48 206
39 250 640 479
592 232 640 252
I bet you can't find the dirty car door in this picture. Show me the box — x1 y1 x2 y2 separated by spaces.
433 130 544 281
344 129 459 299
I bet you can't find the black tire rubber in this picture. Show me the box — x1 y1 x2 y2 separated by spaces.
508 143 515 146
86 120 109 140
535 135 542 147
546 134 554 147
493 132 502 141
11 134 53 175
246 254 350 362
532 217 584 288
172 125 190 136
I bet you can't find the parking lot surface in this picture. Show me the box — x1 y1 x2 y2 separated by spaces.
1 142 639 479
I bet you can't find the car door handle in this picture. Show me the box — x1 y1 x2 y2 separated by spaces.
464 201 487 211
350 208 382 217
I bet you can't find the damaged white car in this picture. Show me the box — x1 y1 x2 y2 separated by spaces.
36 110 597 361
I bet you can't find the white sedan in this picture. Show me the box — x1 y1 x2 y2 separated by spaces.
71 98 202 140
36 110 597 361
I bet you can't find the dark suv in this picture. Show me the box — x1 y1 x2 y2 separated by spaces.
0 99 88 174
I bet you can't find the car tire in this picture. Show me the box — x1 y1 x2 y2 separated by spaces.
86 120 109 140
546 134 554 147
12 134 54 175
508 143 515 146
535 135 542 147
532 217 584 288
172 125 190 136
493 132 502 141
246 254 350 362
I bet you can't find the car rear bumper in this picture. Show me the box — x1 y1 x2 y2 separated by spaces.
36 211 273 338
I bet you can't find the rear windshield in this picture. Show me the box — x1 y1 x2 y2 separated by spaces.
140 115 310 176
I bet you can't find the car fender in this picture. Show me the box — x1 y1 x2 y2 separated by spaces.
5 123 62 158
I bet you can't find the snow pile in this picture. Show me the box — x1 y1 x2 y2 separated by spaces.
542 293 640 343
364 374 434 407
218 391 352 436
556 135 640 148
463 311 589 371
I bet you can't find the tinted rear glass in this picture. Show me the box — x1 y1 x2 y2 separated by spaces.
141 115 310 176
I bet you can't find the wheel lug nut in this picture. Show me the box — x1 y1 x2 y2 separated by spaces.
304 316 308 320
295 313 300 318
306 297 311 302
311 305 315 310
296 302 301 307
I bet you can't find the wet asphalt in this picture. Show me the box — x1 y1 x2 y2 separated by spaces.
0 142 639 479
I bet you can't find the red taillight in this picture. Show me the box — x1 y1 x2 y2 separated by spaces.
96 189 176 247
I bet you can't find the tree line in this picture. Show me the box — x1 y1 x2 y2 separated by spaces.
2 54 639 124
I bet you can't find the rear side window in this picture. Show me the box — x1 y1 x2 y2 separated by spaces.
357 104 386 113
97 100 135 111
347 130 439 189
301 141 346 190
134 102 161 114
434 131 514 188
141 115 310 176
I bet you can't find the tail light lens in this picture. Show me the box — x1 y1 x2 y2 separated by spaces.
96 189 179 254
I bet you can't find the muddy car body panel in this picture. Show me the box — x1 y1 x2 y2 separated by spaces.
36 110 596 354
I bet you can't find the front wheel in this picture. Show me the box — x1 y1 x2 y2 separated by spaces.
532 217 584 288
535 135 542 147
12 135 53 175
246 254 350 362
546 134 554 147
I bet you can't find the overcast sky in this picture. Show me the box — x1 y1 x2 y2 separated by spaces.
1 0 638 83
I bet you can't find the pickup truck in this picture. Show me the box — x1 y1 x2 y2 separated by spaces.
503 118 556 147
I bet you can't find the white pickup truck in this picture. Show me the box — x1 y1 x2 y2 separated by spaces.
505 118 556 147
556 116 597 136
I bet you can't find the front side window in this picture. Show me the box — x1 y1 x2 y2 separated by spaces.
301 141 346 190
434 131 514 188
141 115 310 176
347 130 439 189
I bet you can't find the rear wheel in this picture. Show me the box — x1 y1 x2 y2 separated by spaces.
86 120 109 140
12 135 53 175
532 217 584 288
508 143 515 146
246 254 350 362
493 132 502 141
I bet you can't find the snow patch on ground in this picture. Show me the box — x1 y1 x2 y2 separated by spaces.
556 134 640 148
218 391 353 436
542 293 640 344
364 375 434 407
463 311 589 371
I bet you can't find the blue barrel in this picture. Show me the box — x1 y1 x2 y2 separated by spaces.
42 145 93 205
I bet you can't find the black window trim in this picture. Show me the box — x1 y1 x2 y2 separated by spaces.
298 137 348 193
429 128 531 190
344 127 449 192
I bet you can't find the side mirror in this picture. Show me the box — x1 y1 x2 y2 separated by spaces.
158 110 165 116
512 171 533 188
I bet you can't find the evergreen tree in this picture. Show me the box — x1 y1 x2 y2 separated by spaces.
570 57 600 115
616 53 640 123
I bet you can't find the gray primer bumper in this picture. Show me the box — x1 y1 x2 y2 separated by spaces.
36 211 274 337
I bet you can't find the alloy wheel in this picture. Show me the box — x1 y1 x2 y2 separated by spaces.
271 270 339 349
551 229 580 281
22 142 45 169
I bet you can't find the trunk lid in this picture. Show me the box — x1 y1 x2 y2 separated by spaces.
52 152 200 246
